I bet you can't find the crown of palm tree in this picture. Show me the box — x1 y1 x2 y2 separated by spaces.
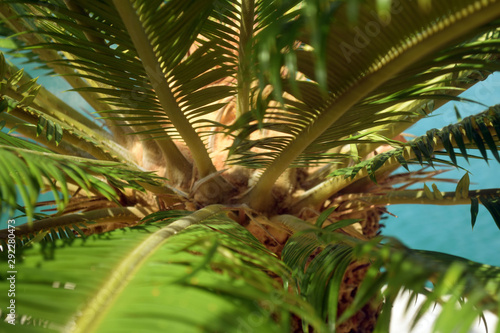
1 0 500 332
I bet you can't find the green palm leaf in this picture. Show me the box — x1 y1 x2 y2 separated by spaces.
295 103 500 211
0 145 163 220
0 206 323 333
237 0 500 209
279 215 500 333
2 1 500 332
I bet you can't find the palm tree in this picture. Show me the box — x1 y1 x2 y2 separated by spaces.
1 0 500 331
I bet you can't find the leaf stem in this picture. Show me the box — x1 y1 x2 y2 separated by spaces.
0 206 154 240
247 1 500 211
293 149 410 212
236 0 255 118
337 189 500 206
295 126 499 212
71 205 224 333
0 3 125 137
113 0 217 178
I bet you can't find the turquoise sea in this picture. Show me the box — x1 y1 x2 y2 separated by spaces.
2 56 500 267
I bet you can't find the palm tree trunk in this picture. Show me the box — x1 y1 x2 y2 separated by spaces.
336 207 383 333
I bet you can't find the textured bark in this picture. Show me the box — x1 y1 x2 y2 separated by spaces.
336 206 384 332
338 262 380 333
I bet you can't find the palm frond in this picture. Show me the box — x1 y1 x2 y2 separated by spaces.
0 51 106 131
0 1 120 130
112 0 224 177
328 187 500 231
2 1 500 331
2 1 207 178
278 215 500 333
0 206 324 332
295 104 500 210
0 51 141 163
235 0 500 209
0 206 155 247
0 145 164 220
